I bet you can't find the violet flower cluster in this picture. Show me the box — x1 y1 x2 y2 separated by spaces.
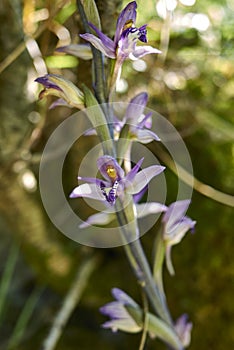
35 1 196 349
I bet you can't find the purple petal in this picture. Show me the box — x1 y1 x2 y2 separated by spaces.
78 176 109 187
175 314 193 347
138 24 148 43
164 217 196 245
133 184 148 203
125 92 148 122
138 112 152 129
112 288 138 307
114 1 137 45
130 45 161 60
97 156 125 181
49 98 71 109
88 22 116 53
162 200 191 231
124 158 144 183
35 75 62 91
100 301 126 318
126 165 165 194
80 33 116 58
69 183 104 201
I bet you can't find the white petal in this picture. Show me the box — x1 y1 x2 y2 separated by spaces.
126 165 165 194
70 183 104 201
79 211 115 228
136 203 167 218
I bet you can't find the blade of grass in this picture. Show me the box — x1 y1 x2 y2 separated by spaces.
7 286 44 350
0 243 19 325
42 254 101 350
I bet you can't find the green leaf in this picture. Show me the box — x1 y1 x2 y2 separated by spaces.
81 0 101 30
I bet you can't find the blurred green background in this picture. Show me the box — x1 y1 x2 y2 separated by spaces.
0 0 233 349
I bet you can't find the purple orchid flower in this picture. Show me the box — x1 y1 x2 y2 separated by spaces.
70 155 165 208
100 288 142 333
100 288 187 349
174 314 193 347
124 92 160 143
162 200 196 275
84 92 160 145
80 1 161 62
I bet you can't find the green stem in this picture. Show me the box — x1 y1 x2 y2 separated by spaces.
76 0 107 105
115 200 172 326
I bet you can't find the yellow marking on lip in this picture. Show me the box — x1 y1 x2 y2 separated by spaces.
123 19 134 31
106 166 117 179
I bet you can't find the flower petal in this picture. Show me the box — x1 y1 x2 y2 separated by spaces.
35 75 62 91
88 22 116 53
136 203 167 218
78 176 109 187
112 288 138 307
175 314 193 347
164 218 196 245
130 45 161 60
79 211 115 228
124 158 144 183
125 92 148 122
162 200 191 232
80 33 116 58
49 98 71 109
100 301 127 318
114 1 137 45
133 185 148 203
102 318 141 333
126 165 165 194
69 183 104 201
138 112 152 129
56 44 93 60
133 128 160 143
